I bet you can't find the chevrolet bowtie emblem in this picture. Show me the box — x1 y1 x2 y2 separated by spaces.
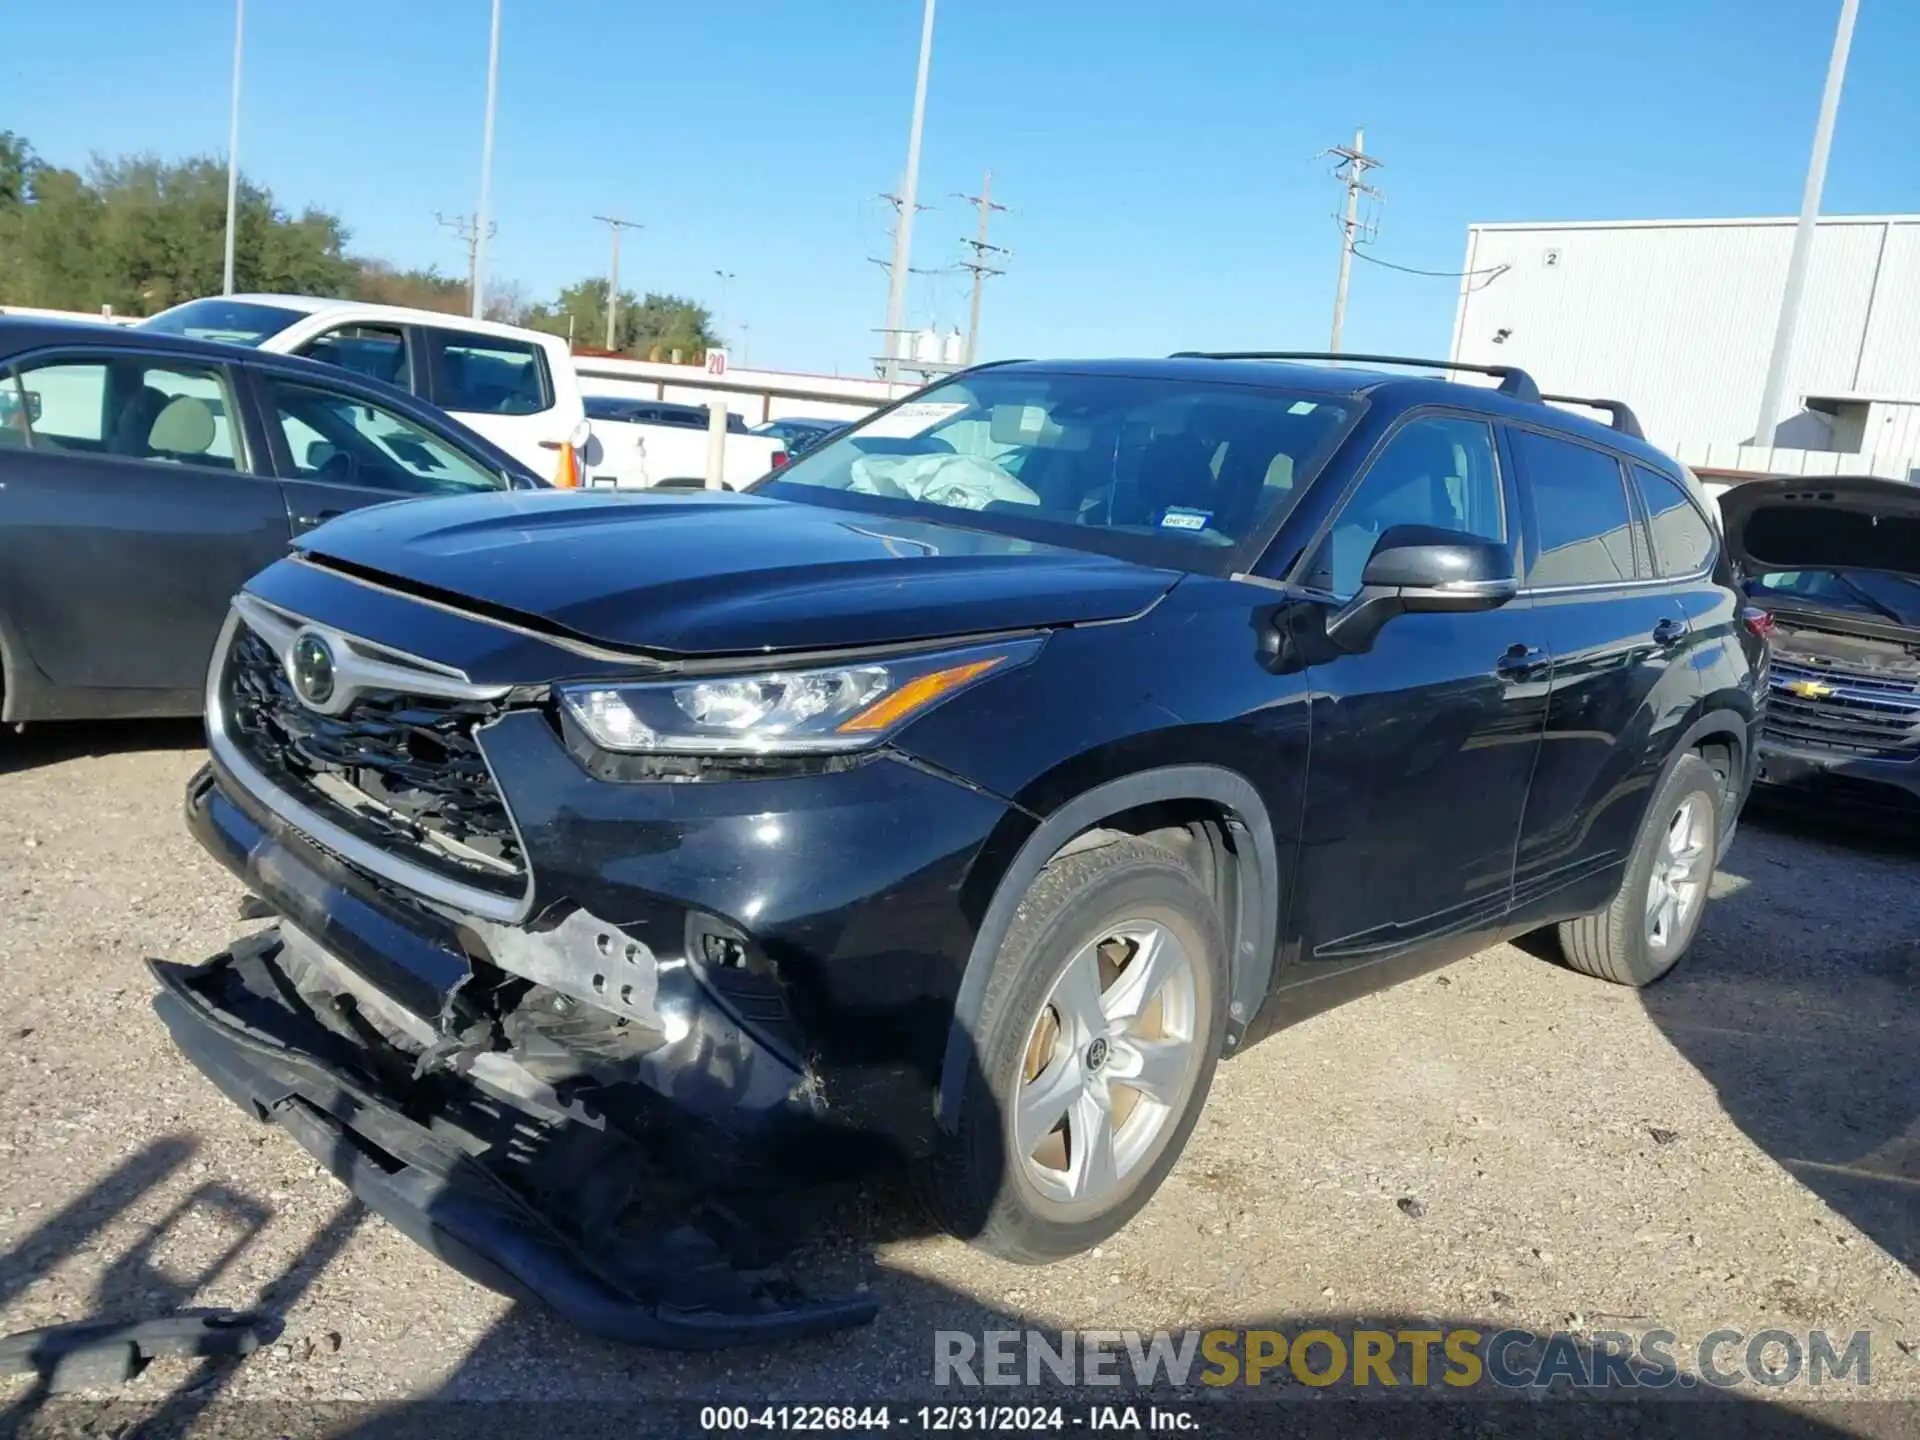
1784 678 1837 699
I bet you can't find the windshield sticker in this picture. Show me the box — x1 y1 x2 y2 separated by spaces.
856 401 970 439
1160 507 1212 532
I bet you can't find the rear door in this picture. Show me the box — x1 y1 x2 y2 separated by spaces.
419 325 578 477
251 367 516 535
0 348 290 699
1505 427 1706 924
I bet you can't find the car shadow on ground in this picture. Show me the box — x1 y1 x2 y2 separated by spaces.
4 1168 1893 1437
1638 803 1919 1280
0 718 204 777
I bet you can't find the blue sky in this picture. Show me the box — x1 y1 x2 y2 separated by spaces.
7 1 1918 374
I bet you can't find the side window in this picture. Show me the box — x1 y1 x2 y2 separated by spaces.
263 379 504 495
428 330 550 416
1511 430 1637 587
300 324 411 391
12 356 240 471
1631 464 1717 577
1311 415 1504 599
0 371 33 450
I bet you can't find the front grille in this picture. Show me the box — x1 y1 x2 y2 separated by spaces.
222 624 524 896
1763 656 1920 759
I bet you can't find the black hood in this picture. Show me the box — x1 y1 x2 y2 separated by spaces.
295 490 1180 657
1719 474 1920 580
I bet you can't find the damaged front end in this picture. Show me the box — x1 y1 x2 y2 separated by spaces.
151 918 877 1348
164 728 890 1346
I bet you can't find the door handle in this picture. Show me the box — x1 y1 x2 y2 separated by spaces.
1496 643 1547 678
1651 618 1688 649
295 508 342 530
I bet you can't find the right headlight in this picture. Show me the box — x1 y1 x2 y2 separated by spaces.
560 636 1043 756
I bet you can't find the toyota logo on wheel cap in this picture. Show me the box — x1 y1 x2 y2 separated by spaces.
289 631 337 708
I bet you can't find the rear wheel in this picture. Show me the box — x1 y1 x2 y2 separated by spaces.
1558 752 1722 987
922 838 1227 1263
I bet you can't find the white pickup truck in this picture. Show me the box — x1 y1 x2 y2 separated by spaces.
136 296 588 481
580 396 786 489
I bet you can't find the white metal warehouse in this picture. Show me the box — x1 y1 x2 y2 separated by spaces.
1448 215 1920 479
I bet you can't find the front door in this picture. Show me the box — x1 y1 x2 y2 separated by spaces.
252 370 514 535
0 350 290 700
1289 413 1550 988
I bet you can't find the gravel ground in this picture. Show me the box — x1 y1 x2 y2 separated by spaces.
0 721 1916 1429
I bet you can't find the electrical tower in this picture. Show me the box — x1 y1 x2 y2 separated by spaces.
436 212 497 312
954 171 1009 365
1323 129 1382 354
593 215 645 351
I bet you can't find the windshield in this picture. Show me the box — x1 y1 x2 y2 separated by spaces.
756 370 1353 567
1752 569 1920 627
136 298 306 347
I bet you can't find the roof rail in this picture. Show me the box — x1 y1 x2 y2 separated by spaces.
1539 393 1644 440
1168 350 1542 403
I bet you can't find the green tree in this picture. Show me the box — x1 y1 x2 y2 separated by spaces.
525 277 718 358
0 132 36 209
0 139 353 313
352 261 467 314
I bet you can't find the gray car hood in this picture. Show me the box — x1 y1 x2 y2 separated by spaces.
1718 474 1920 579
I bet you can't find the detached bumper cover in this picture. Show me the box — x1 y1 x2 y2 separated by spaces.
1754 742 1920 813
150 938 877 1350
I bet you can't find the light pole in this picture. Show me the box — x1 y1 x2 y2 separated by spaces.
881 0 936 381
221 0 245 296
713 270 735 341
471 0 502 319
1755 0 1860 445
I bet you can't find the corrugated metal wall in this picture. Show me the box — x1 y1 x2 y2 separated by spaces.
1449 216 1920 451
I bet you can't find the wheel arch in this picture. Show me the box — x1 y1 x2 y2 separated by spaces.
1670 703 1753 846
936 764 1280 1133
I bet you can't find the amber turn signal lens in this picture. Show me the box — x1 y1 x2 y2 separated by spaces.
837 657 1005 734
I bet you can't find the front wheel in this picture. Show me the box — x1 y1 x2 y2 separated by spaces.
921 838 1228 1263
1558 752 1723 987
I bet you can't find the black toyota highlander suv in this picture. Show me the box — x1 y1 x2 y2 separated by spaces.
151 353 1767 1346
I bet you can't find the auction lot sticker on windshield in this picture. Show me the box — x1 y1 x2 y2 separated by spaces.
858 401 969 438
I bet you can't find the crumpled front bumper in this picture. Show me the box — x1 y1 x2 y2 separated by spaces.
150 934 877 1349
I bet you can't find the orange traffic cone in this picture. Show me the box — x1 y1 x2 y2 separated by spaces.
552 442 579 489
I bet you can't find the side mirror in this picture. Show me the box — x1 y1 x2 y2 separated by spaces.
1326 524 1517 652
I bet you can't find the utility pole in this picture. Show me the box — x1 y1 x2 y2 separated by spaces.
1755 0 1860 445
881 0 938 381
221 0 244 295
955 171 1008 365
471 0 502 319
436 212 496 309
594 215 643 351
1325 128 1382 354
871 194 937 372
713 270 736 340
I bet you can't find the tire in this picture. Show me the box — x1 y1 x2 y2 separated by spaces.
1557 752 1722 987
921 837 1228 1264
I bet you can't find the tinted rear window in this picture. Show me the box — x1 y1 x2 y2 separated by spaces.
428 330 550 416
1630 464 1716 577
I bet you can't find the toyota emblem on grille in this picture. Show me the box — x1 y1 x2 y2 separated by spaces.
288 631 337 708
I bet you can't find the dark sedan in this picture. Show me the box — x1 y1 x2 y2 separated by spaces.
0 317 542 726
